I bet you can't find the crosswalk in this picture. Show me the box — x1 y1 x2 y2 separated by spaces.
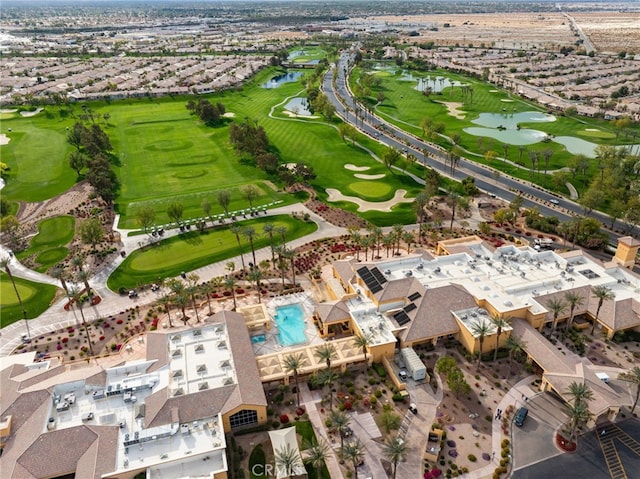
597 424 640 479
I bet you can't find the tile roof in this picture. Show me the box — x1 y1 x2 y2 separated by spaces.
315 301 350 324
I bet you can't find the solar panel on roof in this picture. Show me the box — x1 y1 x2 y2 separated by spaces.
371 267 387 284
369 283 383 294
408 292 422 301
404 303 417 313
356 266 369 276
393 311 410 326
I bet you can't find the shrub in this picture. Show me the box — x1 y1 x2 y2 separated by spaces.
279 414 290 424
468 454 477 462
375 389 382 398
272 420 280 429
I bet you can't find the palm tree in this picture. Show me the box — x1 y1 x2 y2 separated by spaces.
185 273 201 322
471 319 492 369
311 368 340 410
200 281 215 316
51 266 69 294
263 222 276 264
382 435 408 479
413 192 429 237
284 248 296 287
1 257 31 339
229 223 246 274
564 291 584 331
490 315 511 362
274 443 304 478
77 269 92 298
382 234 394 258
248 268 263 303
353 333 372 371
505 336 525 376
329 409 351 450
392 224 403 255
224 275 237 310
618 366 640 414
157 294 174 327
314 343 337 369
302 437 330 479
168 279 189 323
340 439 365 479
566 381 594 408
68 286 94 357
274 245 288 288
591 285 615 335
547 298 567 331
275 225 288 245
283 353 305 407
402 231 414 254
241 226 258 268
566 401 593 442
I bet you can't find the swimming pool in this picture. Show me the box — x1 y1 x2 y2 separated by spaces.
274 304 307 346
251 334 266 344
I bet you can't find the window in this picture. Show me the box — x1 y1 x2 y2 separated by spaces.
229 409 258 429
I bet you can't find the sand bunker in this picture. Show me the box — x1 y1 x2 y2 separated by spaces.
354 173 386 180
585 128 600 132
326 188 413 212
20 107 44 117
489 89 499 93
437 101 466 120
282 110 319 119
0 109 17 114
0 134 9 146
500 99 515 103
344 164 370 172
223 112 236 118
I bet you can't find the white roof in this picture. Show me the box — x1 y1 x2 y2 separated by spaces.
268 426 306 479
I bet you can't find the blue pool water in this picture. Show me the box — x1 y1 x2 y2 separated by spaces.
261 72 304 89
274 304 307 346
251 334 266 344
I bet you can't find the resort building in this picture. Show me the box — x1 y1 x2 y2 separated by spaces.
0 311 267 479
314 235 639 423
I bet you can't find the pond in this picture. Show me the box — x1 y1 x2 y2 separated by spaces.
261 71 304 89
283 97 313 116
552 136 598 157
472 111 556 129
464 127 548 146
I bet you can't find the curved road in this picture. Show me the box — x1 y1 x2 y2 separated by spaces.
322 51 638 243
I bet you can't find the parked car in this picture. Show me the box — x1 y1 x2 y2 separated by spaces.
128 290 138 299
514 407 528 427
409 403 418 414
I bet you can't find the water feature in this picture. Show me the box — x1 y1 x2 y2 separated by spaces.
251 334 266 344
283 97 313 116
472 111 556 129
261 71 304 89
552 136 598 157
274 304 307 346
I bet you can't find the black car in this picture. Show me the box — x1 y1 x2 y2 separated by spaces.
514 407 528 427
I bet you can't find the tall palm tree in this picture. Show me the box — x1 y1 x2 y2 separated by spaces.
68 286 94 358
229 223 246 274
311 368 340 410
591 285 615 335
283 353 304 407
51 266 69 294
263 222 276 264
618 366 640 414
566 401 592 443
471 319 492 369
302 437 330 479
274 443 304 478
340 439 365 479
274 245 288 288
241 226 258 268
77 270 92 298
157 294 174 327
284 248 296 287
314 343 337 369
392 224 403 255
402 231 414 254
564 291 584 331
248 268 263 303
329 409 351 450
168 279 189 322
275 225 288 246
382 234 394 258
224 275 237 310
490 314 511 361
185 274 200 322
413 192 429 238
547 298 567 331
566 381 594 408
200 281 215 316
382 435 408 479
353 333 372 371
1 257 31 339
349 228 362 261
505 336 525 376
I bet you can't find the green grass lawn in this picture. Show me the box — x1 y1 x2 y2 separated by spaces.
294 420 330 479
107 215 317 291
1 111 77 202
0 274 58 326
16 216 75 272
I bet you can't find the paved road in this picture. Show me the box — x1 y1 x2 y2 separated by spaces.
323 50 639 244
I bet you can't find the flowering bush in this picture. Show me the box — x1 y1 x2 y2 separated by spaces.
343 401 352 411
57 344 62 351
279 414 290 424
61 337 69 344
117 319 123 324
99 336 105 341
296 407 305 416
67 327 75 333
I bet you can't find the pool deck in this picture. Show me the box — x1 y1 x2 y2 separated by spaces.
250 292 322 356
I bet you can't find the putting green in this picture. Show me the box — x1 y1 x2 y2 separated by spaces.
107 215 317 290
30 216 75 249
577 129 616 139
348 181 392 198
35 247 69 271
0 274 58 326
